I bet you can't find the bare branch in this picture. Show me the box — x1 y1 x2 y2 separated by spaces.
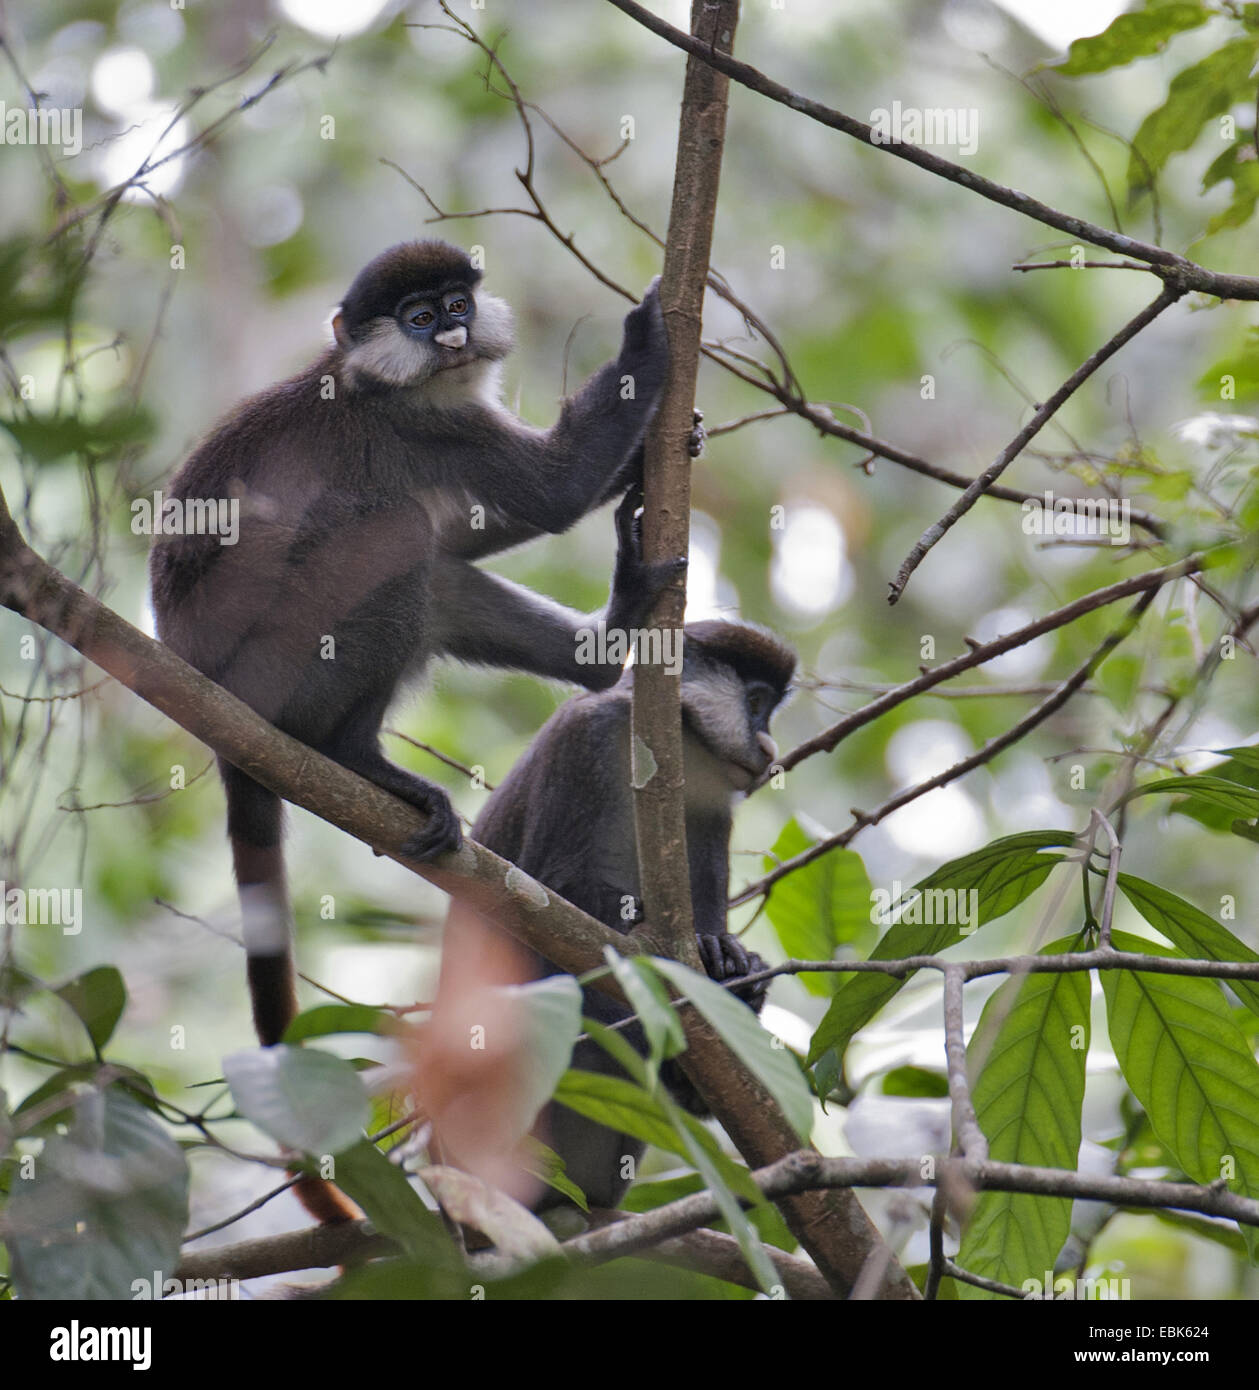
738 587 1161 903
777 554 1203 774
604 0 1259 302
887 285 1182 602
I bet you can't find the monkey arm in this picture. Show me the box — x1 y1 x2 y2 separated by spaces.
432 286 668 556
431 491 680 691
429 560 623 689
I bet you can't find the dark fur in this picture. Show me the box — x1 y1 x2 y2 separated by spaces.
462 622 796 1210
150 241 671 1063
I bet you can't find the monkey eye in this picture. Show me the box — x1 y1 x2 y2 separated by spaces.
747 686 773 721
446 296 469 315
407 307 435 328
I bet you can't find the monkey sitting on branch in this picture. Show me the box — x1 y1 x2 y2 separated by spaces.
437 620 796 1211
150 238 678 1062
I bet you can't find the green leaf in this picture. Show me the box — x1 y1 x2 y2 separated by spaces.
879 1066 949 1098
1103 930 1259 1258
553 1069 686 1156
1127 773 1259 822
763 819 874 995
1051 4 1210 77
650 957 814 1138
519 1135 589 1211
664 1090 781 1295
0 407 153 463
1127 39 1259 198
54 966 126 1052
331 1140 456 1264
502 975 583 1140
1095 652 1142 711
283 1004 409 1042
8 1088 188 1300
601 948 686 1068
1118 875 1259 1018
1196 333 1259 404
553 1061 764 1210
1166 748 1259 833
809 832 1073 1063
956 937 1090 1299
224 1045 369 1155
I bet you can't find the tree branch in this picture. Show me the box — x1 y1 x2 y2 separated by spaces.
887 285 1183 602
604 0 1259 302
630 0 736 955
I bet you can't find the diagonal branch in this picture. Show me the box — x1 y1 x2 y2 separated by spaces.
887 284 1182 602
778 553 1203 773
737 588 1161 905
604 0 1259 302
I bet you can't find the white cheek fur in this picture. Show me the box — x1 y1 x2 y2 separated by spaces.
344 317 439 387
682 669 753 766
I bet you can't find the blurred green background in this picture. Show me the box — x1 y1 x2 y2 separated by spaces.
2 0 1258 1295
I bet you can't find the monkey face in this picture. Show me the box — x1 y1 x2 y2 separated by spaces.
682 669 784 791
331 240 515 390
397 286 476 354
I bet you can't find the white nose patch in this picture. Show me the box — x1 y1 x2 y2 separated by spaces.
435 326 468 349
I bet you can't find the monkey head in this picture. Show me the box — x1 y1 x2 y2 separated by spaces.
331 240 516 390
677 621 797 790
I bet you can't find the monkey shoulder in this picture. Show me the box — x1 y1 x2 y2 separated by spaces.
473 692 630 860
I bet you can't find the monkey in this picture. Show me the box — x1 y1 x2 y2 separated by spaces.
439 620 797 1211
148 243 679 1219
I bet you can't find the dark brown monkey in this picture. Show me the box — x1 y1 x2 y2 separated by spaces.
150 241 673 1096
443 621 796 1210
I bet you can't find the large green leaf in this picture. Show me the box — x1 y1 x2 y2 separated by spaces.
331 1140 455 1264
8 1088 188 1300
1164 748 1259 834
808 832 1074 1064
602 948 686 1069
1051 4 1210 77
956 937 1090 1299
552 1068 686 1156
1127 38 1259 197
664 1090 781 1295
1118 875 1259 1018
650 957 814 1138
552 1064 764 1207
1127 773 1259 820
1103 930 1259 1258
762 818 874 995
224 1045 369 1156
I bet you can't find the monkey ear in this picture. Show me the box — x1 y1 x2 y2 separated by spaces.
331 311 352 350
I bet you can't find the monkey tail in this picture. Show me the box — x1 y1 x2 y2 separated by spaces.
222 762 359 1226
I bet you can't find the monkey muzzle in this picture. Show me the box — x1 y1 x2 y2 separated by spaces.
435 326 468 350
747 733 780 790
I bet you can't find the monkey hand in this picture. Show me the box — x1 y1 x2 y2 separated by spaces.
395 778 464 860
698 934 771 1014
615 278 668 404
687 408 705 459
607 485 688 632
